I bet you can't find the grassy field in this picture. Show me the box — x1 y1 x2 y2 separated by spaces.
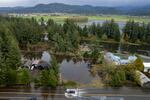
19 14 150 23
88 15 150 22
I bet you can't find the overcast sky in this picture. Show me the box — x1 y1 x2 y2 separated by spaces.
0 0 150 7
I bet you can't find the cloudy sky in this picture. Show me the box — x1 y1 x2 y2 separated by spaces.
0 0 150 7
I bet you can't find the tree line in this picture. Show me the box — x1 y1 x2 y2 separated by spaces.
46 19 121 53
81 19 120 41
47 19 80 52
0 16 59 87
123 20 150 43
0 16 43 48
1 16 149 54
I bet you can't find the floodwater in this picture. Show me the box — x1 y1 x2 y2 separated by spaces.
22 19 150 84
22 42 150 84
60 59 93 84
78 20 126 29
79 19 150 55
99 42 150 54
22 51 95 84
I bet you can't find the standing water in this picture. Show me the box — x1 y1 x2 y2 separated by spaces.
60 59 94 84
22 51 95 84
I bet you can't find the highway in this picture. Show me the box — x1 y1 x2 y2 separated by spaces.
0 87 150 100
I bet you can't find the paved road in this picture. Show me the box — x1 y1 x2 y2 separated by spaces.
79 87 150 100
0 87 67 100
0 91 68 100
0 87 150 100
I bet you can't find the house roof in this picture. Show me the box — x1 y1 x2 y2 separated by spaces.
32 60 40 65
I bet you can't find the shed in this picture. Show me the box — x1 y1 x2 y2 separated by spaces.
143 63 150 72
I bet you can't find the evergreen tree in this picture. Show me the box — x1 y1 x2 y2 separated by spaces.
17 68 31 85
102 19 120 41
82 25 89 37
0 24 21 69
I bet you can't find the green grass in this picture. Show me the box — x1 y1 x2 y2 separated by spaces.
19 14 150 23
21 15 69 24
88 15 150 22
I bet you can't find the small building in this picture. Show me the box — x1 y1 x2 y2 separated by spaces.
143 63 150 72
136 71 150 88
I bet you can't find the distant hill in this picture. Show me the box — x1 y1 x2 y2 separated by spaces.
0 3 150 16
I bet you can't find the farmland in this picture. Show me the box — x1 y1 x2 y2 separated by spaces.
13 14 150 23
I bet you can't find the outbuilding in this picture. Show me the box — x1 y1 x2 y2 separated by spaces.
143 63 150 73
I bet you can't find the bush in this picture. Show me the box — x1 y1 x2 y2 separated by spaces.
17 68 31 85
40 69 58 88
3 69 17 86
101 34 108 40
134 57 144 71
99 63 140 87
110 69 126 87
63 81 77 88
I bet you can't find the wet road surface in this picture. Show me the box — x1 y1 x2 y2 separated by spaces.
0 87 150 100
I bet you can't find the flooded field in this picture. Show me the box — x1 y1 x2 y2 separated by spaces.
78 20 126 29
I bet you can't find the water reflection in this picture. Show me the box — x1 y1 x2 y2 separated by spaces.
60 59 93 84
22 51 94 84
41 51 51 64
78 20 126 29
22 51 42 60
22 44 150 85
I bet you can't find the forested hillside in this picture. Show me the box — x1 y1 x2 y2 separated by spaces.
0 3 150 16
